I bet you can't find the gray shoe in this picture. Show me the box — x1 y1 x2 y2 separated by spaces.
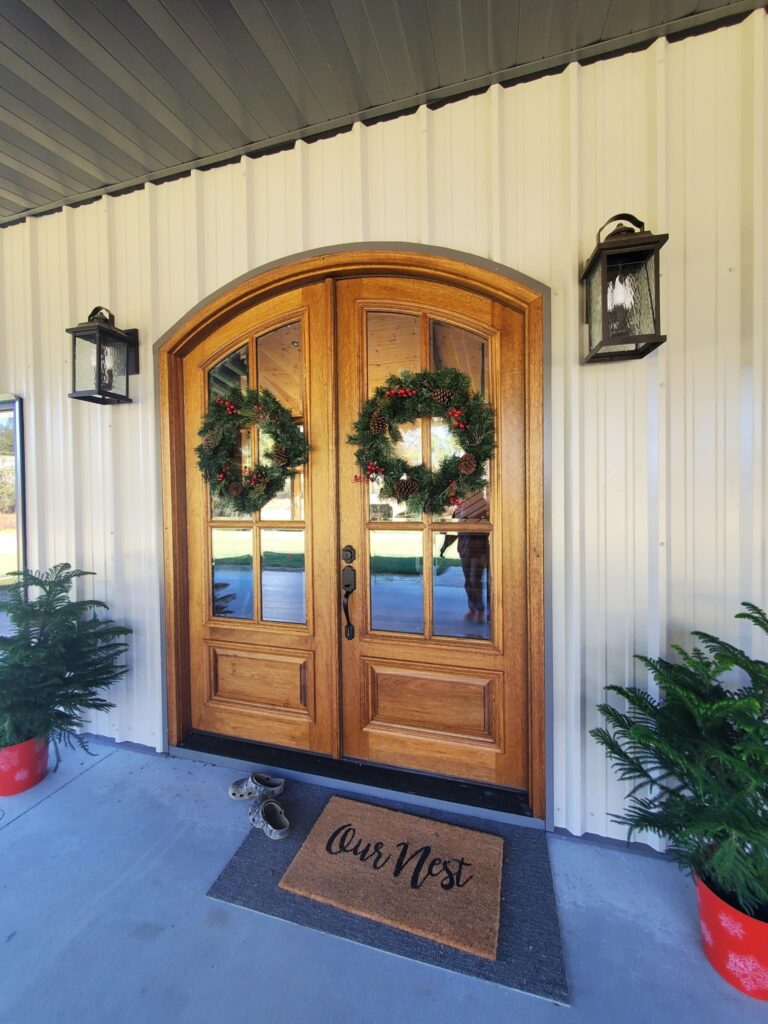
228 772 285 801
249 797 290 840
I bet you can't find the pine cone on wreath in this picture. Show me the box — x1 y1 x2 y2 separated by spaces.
271 442 290 467
458 452 477 476
228 481 244 497
199 430 218 450
432 387 454 406
369 407 388 436
394 477 420 501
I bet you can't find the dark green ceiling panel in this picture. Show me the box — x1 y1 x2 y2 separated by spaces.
0 0 762 225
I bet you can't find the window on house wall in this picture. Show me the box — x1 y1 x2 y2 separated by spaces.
0 396 26 632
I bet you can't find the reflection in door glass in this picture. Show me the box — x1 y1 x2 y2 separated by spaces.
369 531 423 634
433 532 491 640
368 421 422 522
211 529 253 619
257 322 303 416
367 312 421 395
259 425 305 521
431 321 487 395
261 529 306 624
0 400 23 639
209 344 249 399
209 345 251 519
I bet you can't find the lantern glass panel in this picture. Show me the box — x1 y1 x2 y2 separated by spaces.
586 263 603 351
100 339 128 397
74 334 98 392
606 251 656 339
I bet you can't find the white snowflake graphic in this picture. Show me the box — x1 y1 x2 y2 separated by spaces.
719 911 746 939
0 749 19 771
700 920 714 947
726 953 768 993
13 769 29 782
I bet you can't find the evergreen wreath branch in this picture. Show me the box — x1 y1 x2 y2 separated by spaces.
347 368 496 516
196 386 309 515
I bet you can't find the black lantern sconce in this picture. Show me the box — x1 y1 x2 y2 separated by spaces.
66 307 139 403
581 213 668 363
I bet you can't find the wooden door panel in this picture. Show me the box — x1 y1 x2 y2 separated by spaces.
363 660 502 743
336 277 529 789
184 282 338 754
208 643 314 717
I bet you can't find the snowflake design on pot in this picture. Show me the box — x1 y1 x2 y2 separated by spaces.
726 953 768 993
719 911 745 939
0 748 20 771
14 769 29 782
699 920 713 948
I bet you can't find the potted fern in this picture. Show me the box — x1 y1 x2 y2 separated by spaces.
0 563 131 795
591 602 768 999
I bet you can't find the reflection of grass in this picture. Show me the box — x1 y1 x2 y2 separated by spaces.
217 553 305 570
0 527 17 581
211 527 463 576
215 553 460 575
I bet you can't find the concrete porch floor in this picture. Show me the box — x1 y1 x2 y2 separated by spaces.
0 741 761 1024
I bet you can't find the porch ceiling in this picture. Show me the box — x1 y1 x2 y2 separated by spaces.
0 0 764 227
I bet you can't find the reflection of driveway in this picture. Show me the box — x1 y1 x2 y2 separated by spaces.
213 565 489 639
214 565 305 623
373 565 489 639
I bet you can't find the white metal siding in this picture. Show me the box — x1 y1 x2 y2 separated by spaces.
0 13 765 837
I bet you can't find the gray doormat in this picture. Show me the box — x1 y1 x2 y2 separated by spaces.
208 783 569 1005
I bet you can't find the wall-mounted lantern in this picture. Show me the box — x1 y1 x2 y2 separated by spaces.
581 213 668 363
66 307 139 404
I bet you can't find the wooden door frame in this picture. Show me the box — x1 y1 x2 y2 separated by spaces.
157 245 547 819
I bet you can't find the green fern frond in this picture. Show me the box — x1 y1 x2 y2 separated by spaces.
590 603 768 920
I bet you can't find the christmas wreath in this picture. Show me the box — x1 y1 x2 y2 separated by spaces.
347 367 495 516
196 386 309 515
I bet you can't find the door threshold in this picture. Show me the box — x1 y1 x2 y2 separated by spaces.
178 730 534 818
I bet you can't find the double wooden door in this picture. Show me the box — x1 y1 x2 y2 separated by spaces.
182 271 537 797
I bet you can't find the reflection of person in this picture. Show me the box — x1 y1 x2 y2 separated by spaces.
439 491 490 621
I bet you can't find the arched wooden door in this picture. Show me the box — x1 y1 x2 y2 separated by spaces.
160 251 545 816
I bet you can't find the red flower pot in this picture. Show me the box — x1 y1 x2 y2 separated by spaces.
0 735 49 796
695 874 768 1000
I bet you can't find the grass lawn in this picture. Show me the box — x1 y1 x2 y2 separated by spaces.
212 526 461 574
0 527 17 583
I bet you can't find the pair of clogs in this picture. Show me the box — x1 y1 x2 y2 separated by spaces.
228 772 290 839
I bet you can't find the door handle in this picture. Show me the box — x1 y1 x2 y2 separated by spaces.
341 565 356 640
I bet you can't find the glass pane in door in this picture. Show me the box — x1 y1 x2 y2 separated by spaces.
257 323 305 521
369 531 423 634
208 345 251 519
211 528 253 619
209 344 249 398
260 529 306 624
367 311 422 522
431 321 487 395
367 312 420 393
257 321 303 415
433 532 491 640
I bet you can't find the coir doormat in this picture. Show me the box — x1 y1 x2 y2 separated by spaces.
279 796 503 959
208 783 569 1004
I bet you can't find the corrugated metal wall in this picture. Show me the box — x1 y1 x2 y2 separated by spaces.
0 12 765 837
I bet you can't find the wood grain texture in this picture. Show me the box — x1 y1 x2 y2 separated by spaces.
159 250 545 811
337 274 539 793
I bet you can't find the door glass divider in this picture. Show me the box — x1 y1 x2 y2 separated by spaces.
252 526 261 623
423 526 434 640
